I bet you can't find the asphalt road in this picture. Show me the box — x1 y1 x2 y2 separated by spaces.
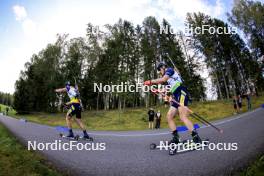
0 108 264 176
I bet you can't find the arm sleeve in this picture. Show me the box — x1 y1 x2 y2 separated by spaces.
165 68 174 77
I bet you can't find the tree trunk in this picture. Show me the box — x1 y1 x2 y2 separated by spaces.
227 65 237 99
96 92 99 111
215 72 223 100
123 97 126 110
221 68 230 99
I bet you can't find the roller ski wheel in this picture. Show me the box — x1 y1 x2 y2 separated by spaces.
150 143 157 150
59 133 79 141
79 135 94 141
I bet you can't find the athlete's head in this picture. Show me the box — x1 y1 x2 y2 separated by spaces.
65 81 71 91
157 62 167 75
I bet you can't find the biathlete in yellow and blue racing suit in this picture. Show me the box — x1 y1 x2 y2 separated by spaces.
144 62 202 155
55 81 90 139
66 84 82 119
164 67 189 109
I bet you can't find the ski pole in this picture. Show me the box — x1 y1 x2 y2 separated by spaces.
152 88 208 126
166 53 177 70
189 113 210 126
150 88 223 133
191 112 223 133
152 91 207 125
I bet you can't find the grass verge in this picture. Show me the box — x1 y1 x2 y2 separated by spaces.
236 155 264 176
0 104 16 116
0 123 62 176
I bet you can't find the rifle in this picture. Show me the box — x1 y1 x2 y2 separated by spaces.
74 77 84 111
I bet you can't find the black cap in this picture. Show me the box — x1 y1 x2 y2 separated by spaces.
65 81 71 86
157 62 167 71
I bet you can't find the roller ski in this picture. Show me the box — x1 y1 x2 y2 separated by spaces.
168 130 208 155
168 138 209 155
150 131 209 155
79 134 94 141
59 133 94 141
150 138 209 154
150 130 180 151
59 133 79 140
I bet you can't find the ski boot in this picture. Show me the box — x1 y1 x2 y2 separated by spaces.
191 130 202 144
169 130 180 155
66 129 74 138
82 130 93 141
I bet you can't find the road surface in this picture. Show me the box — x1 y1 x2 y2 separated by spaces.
0 108 264 176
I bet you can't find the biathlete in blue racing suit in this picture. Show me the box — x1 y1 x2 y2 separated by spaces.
55 81 90 139
144 62 202 155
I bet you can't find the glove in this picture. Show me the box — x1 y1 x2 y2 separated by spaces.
144 80 152 86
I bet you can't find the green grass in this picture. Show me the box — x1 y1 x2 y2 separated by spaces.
236 155 264 176
0 123 62 176
0 104 16 116
8 95 264 131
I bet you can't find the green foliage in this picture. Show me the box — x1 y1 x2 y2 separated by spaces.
13 17 206 113
0 91 13 106
186 12 263 99
227 0 264 93
0 123 61 176
0 104 16 115
228 0 264 57
237 155 264 176
14 42 64 113
14 13 264 113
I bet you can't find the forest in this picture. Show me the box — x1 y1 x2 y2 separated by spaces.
13 0 264 113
